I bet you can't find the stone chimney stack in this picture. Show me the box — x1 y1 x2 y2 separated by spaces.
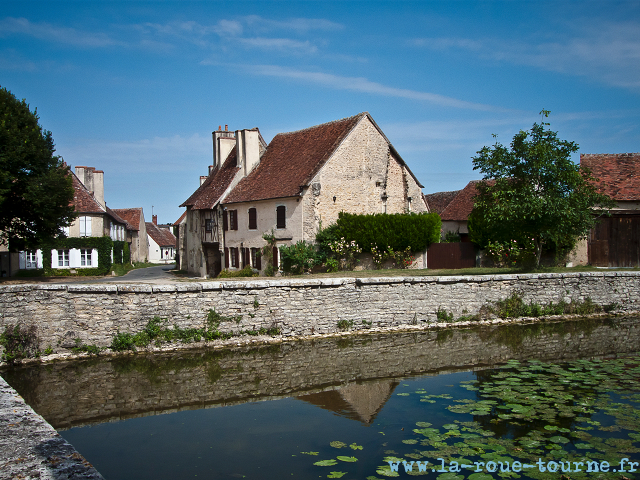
236 129 260 177
75 166 105 208
212 125 235 170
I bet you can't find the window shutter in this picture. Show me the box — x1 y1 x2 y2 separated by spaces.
79 216 86 236
86 216 92 237
276 206 286 229
245 248 250 268
223 211 228 231
224 247 229 268
248 208 257 229
256 248 261 270
272 246 279 269
230 210 238 230
233 247 239 268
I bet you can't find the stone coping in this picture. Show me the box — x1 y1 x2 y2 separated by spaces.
1 271 636 294
0 375 104 479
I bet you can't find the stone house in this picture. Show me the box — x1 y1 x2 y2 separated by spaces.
570 153 640 267
146 215 177 264
11 166 130 275
179 112 426 277
110 207 149 263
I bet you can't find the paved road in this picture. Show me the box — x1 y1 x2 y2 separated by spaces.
90 264 179 284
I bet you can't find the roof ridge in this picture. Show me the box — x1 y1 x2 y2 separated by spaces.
275 112 368 137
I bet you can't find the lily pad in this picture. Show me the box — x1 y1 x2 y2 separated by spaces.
314 459 338 466
337 456 358 462
327 472 346 478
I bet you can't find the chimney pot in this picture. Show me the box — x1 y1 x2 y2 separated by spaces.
218 125 221 131
225 124 228 131
152 215 158 225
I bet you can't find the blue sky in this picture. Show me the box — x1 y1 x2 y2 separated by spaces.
2 1 639 224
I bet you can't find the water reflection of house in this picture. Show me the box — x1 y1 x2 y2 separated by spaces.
296 380 398 425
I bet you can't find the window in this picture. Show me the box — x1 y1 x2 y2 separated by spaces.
26 251 38 268
205 219 214 233
276 205 286 229
229 210 238 230
80 249 92 266
58 249 69 267
79 216 92 237
248 208 257 230
230 247 239 268
251 247 261 269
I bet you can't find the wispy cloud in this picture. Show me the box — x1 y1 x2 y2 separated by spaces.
238 64 503 111
238 38 318 54
409 20 640 90
243 15 344 33
0 17 124 48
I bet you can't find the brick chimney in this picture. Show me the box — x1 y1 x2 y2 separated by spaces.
152 215 158 225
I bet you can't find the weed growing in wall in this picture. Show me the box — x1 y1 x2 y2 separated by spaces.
0 323 40 363
435 293 620 324
110 310 279 353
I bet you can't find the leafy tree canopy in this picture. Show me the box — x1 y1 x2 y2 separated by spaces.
0 86 75 250
468 111 616 267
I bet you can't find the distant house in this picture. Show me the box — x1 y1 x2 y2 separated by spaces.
146 215 177 264
111 207 149 263
180 112 426 277
12 166 130 275
424 181 484 242
571 153 640 267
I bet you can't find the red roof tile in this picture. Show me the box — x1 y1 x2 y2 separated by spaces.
423 190 460 215
105 206 129 227
71 171 104 214
580 153 640 201
180 147 240 210
224 113 366 204
440 181 488 221
174 210 187 225
111 208 143 231
146 222 176 247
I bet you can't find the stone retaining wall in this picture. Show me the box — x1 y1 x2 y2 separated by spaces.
0 272 639 354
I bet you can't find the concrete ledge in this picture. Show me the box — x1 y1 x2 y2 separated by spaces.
0 375 104 479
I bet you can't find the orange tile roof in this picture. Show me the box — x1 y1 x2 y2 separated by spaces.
146 222 176 247
111 208 143 231
180 147 239 210
224 113 367 204
71 171 104 213
580 153 640 201
439 181 489 221
423 190 460 215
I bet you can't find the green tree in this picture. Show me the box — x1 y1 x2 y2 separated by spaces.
0 87 75 250
469 111 616 268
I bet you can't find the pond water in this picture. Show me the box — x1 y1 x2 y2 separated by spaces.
2 317 640 480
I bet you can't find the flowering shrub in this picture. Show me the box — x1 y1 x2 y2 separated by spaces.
486 239 535 267
329 237 362 270
370 244 385 269
387 246 414 269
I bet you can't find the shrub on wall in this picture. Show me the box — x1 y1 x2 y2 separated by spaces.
42 236 113 276
113 241 124 265
280 241 319 275
123 241 131 264
331 212 441 253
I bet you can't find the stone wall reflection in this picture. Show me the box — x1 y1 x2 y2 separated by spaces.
2 317 638 430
